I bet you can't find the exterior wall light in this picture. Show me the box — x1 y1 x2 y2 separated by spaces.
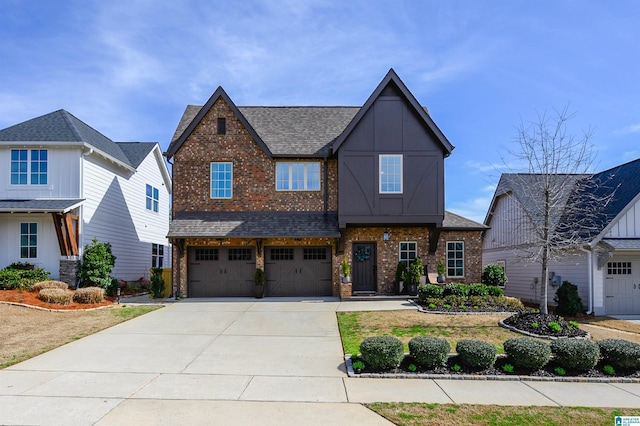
383 231 389 241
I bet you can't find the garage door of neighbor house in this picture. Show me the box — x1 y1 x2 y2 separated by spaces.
605 260 640 315
264 246 332 297
188 247 255 297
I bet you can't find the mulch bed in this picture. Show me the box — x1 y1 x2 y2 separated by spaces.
0 289 113 310
502 312 589 338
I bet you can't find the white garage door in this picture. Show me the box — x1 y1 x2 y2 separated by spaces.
605 260 640 315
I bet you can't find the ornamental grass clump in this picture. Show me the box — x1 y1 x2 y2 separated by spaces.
31 280 69 292
38 288 74 305
550 338 599 371
503 337 551 370
73 287 105 304
360 336 404 370
455 339 496 369
597 339 640 370
408 336 450 369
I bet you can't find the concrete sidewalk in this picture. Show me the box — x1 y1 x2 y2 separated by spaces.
1 298 639 425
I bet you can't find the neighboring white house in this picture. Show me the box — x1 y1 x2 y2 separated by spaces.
483 158 640 316
0 109 172 285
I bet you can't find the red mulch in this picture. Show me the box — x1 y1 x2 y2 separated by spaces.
0 289 114 310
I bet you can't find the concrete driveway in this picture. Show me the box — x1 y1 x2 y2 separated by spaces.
0 298 397 426
2 297 640 425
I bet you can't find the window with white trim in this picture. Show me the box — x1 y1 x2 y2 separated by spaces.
11 149 47 185
446 241 464 277
20 222 38 259
146 184 159 212
399 241 417 267
276 162 320 191
152 244 164 267
211 162 233 198
379 154 402 193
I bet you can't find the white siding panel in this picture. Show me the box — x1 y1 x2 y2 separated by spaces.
0 147 81 199
606 197 640 238
82 148 170 281
0 214 62 279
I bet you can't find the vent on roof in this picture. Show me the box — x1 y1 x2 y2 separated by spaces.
217 118 226 135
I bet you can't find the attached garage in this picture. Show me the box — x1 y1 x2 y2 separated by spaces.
605 259 640 315
188 247 255 297
265 246 332 297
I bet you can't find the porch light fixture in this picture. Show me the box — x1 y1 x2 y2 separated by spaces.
383 231 389 241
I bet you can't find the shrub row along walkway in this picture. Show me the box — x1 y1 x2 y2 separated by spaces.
1 298 640 425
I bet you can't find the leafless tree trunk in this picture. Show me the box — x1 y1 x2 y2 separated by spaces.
502 106 613 314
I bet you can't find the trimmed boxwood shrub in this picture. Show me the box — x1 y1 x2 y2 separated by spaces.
443 283 468 297
597 339 640 370
550 338 599 371
418 284 443 300
482 263 507 287
408 336 450 368
38 288 73 305
73 287 104 304
503 337 551 370
455 339 496 369
360 336 404 370
467 283 489 297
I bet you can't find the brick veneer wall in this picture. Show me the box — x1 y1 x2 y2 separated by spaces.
339 227 484 295
172 98 337 213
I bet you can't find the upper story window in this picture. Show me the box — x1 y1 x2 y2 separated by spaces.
146 184 159 212
211 162 233 198
446 241 464 277
217 118 226 135
20 222 38 259
11 149 48 185
276 162 320 191
379 154 402 194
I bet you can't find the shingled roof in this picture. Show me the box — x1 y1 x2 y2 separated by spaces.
0 110 133 167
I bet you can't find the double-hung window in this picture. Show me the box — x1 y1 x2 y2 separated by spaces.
20 222 38 259
11 149 48 185
446 241 464 277
146 184 159 212
211 162 233 198
379 154 402 193
276 162 320 191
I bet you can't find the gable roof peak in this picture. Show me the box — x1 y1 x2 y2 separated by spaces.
331 69 454 155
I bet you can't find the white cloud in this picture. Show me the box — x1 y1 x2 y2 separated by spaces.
614 123 640 135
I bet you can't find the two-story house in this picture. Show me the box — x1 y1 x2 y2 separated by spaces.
165 69 486 298
483 158 640 315
0 110 172 286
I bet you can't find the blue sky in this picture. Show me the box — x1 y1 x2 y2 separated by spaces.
1 0 639 223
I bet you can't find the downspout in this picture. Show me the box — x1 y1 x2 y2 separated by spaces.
580 246 593 315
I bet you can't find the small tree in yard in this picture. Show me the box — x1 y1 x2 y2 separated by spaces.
78 238 116 288
500 107 614 314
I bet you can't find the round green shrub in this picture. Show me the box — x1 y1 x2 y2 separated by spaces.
467 283 489 297
554 281 584 316
503 337 551 370
78 238 116 289
408 336 450 368
482 263 507 287
443 283 468 297
418 284 443 300
360 336 404 370
550 338 599 371
455 339 496 369
487 286 504 297
597 339 640 370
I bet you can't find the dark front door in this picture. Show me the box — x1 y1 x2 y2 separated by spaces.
352 243 376 292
